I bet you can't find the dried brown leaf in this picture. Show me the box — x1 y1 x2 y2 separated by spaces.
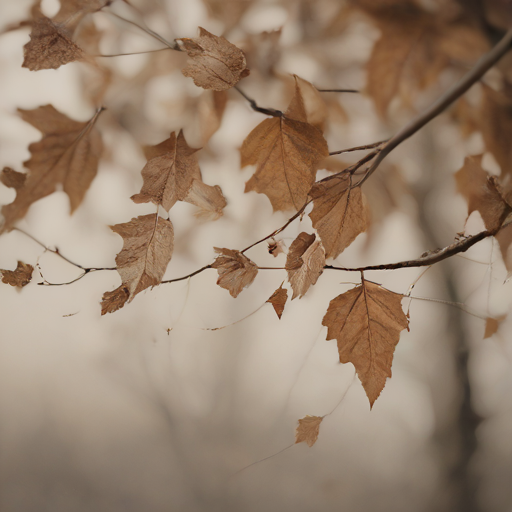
22 14 84 71
131 131 201 211
363 5 488 116
100 285 130 315
322 280 409 408
496 223 512 274
295 415 323 447
197 90 228 145
211 248 258 298
484 315 506 339
479 85 512 176
266 284 288 319
309 176 367 259
177 27 249 91
111 214 174 301
455 155 511 231
1 105 103 233
268 239 286 257
1 261 34 287
241 79 329 211
1 167 26 190
183 179 227 221
286 232 325 299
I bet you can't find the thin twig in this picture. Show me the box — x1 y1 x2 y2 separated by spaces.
160 264 212 284
358 27 512 186
95 48 171 57
234 86 284 117
329 139 388 156
317 88 359 93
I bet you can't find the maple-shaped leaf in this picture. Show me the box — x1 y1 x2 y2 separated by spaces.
322 280 409 408
1 105 103 233
1 167 26 190
295 415 323 447
362 4 488 116
131 130 201 211
479 85 512 176
176 27 250 91
211 248 258 298
100 285 129 316
286 232 325 299
484 315 506 339
110 214 174 301
241 78 329 211
266 283 288 319
1 261 34 287
22 12 85 71
183 179 227 221
309 175 368 259
455 155 511 231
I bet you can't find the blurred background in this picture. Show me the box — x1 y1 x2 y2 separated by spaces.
1 0 512 511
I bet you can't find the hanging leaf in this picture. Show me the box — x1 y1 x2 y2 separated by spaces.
183 179 227 221
100 285 130 316
295 415 323 447
176 27 250 91
285 232 325 299
1 261 34 287
241 78 329 211
309 175 368 259
108 214 174 305
322 279 409 408
1 105 103 233
266 283 288 319
211 248 258 298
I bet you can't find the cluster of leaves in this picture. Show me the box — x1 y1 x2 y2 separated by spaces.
3 0 512 449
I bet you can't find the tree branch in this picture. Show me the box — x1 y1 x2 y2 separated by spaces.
358 27 512 186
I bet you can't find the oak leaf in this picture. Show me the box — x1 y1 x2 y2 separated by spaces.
455 155 511 231
295 415 323 447
241 79 329 211
1 261 34 287
211 248 258 298
322 280 409 408
286 232 325 299
110 214 174 302
1 167 26 190
100 285 129 316
309 176 367 259
479 85 512 176
362 4 488 116
177 27 250 91
1 106 103 233
266 283 288 319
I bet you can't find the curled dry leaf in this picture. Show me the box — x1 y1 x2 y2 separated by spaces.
1 105 103 233
455 155 511 232
184 179 227 221
241 78 329 211
268 239 286 257
484 315 507 339
1 261 34 287
101 285 129 316
286 232 325 299
177 27 250 91
1 167 26 190
110 214 174 303
266 283 288 319
322 279 409 408
295 415 323 447
132 130 201 211
131 130 226 218
309 176 367 259
211 248 258 298
23 11 84 71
